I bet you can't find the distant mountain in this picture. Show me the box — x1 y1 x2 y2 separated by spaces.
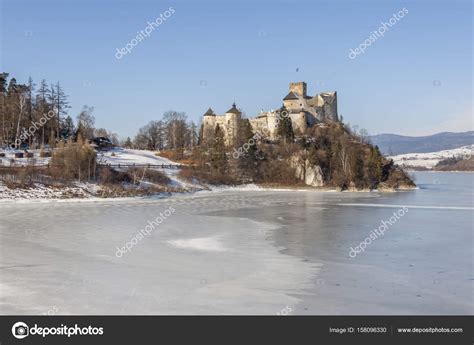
369 131 474 155
388 144 474 170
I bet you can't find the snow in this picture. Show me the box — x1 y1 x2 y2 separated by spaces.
0 182 93 200
98 148 198 190
389 145 473 169
0 194 321 314
167 237 227 252
98 148 177 166
0 148 203 201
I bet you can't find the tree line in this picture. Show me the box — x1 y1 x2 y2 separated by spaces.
128 111 198 156
0 72 118 150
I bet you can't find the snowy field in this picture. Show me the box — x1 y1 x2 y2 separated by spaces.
389 145 473 169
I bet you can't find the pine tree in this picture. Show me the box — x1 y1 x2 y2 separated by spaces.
210 124 227 175
237 119 257 179
36 80 51 147
0 73 8 144
54 82 70 140
277 106 294 143
197 123 204 146
123 137 133 148
27 77 35 123
61 116 75 140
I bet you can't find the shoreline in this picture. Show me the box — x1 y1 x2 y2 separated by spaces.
406 169 474 173
0 181 419 204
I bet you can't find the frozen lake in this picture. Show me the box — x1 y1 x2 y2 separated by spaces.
0 172 472 315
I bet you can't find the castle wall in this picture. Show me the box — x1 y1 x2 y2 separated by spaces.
249 118 269 138
266 113 278 140
290 112 307 135
283 98 305 111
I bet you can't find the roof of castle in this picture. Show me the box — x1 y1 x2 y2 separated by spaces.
203 107 215 116
226 102 240 114
283 91 299 100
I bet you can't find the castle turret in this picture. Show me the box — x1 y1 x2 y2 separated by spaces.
224 102 241 144
283 91 299 110
283 82 308 112
202 107 216 142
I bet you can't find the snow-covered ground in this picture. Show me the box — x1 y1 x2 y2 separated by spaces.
98 148 176 166
0 182 98 201
0 148 203 201
98 148 200 190
389 145 473 169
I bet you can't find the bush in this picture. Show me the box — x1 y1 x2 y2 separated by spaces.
127 167 171 185
97 166 131 184
40 150 51 158
50 139 96 181
178 168 237 185
384 167 416 188
96 167 171 186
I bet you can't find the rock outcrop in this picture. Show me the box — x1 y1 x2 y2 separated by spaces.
290 156 324 187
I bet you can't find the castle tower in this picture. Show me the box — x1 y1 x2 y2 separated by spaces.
283 90 299 110
289 82 307 98
202 107 216 142
283 82 307 111
224 102 241 145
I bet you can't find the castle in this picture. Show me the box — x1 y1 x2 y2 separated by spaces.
202 82 338 144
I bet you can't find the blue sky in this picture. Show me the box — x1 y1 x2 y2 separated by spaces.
1 0 472 139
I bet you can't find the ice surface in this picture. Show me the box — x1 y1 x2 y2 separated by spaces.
0 172 472 315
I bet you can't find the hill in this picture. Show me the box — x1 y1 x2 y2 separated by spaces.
370 131 474 155
389 145 473 170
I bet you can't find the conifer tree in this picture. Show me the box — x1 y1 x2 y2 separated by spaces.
277 107 294 143
123 137 133 148
210 124 227 175
237 118 257 178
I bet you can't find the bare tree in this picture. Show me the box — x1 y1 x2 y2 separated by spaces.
163 110 187 150
76 106 95 140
